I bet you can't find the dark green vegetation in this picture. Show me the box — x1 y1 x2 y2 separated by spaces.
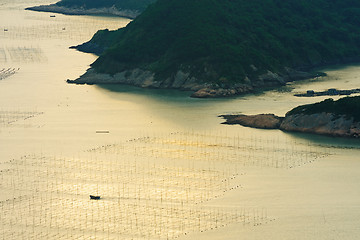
85 0 360 85
286 96 360 121
56 0 156 11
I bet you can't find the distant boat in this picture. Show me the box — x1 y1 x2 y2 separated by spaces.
50 15 56 17
96 130 110 134
90 195 100 200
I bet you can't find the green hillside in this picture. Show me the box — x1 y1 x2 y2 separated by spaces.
81 0 360 87
56 0 156 11
286 96 360 121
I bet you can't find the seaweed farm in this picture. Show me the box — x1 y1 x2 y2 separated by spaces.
87 132 329 169
0 131 331 239
1 0 360 239
0 68 19 80
0 10 130 43
6 47 46 63
0 109 43 128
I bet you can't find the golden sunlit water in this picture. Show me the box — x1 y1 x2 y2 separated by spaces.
1 1 360 239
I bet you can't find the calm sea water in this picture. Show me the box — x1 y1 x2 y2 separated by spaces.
0 1 360 239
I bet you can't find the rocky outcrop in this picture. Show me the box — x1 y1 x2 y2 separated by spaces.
180 68 320 97
25 4 140 19
220 114 283 129
279 113 360 138
67 68 207 90
190 68 320 98
68 67 284 97
221 113 360 138
69 42 105 56
67 68 156 87
283 67 325 81
191 84 253 98
68 66 324 98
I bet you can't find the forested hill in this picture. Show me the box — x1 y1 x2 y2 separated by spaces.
26 0 156 18
286 96 360 121
71 0 360 97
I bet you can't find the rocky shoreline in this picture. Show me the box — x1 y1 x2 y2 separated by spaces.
67 33 326 98
221 113 360 138
220 114 284 129
67 67 322 98
25 4 140 19
294 88 360 97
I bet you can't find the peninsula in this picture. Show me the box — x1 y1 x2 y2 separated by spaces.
26 0 156 19
221 96 360 138
68 0 360 97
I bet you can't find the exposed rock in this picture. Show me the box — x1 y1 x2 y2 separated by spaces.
279 113 360 138
250 64 258 71
191 84 253 98
67 68 156 86
189 68 322 97
67 64 323 98
192 88 223 98
172 70 190 88
181 77 203 91
283 67 324 81
253 68 324 87
70 66 259 98
256 71 285 86
67 68 207 91
221 114 283 129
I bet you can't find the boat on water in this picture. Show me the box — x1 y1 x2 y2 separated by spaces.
90 195 100 200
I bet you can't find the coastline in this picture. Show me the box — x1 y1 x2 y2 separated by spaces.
67 67 323 98
67 40 325 98
221 113 360 139
294 88 360 97
68 39 360 98
25 4 140 19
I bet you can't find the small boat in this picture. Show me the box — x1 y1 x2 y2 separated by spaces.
4 29 8 32
50 15 56 17
90 195 100 200
96 130 110 134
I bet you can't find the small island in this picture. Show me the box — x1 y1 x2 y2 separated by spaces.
221 96 360 138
